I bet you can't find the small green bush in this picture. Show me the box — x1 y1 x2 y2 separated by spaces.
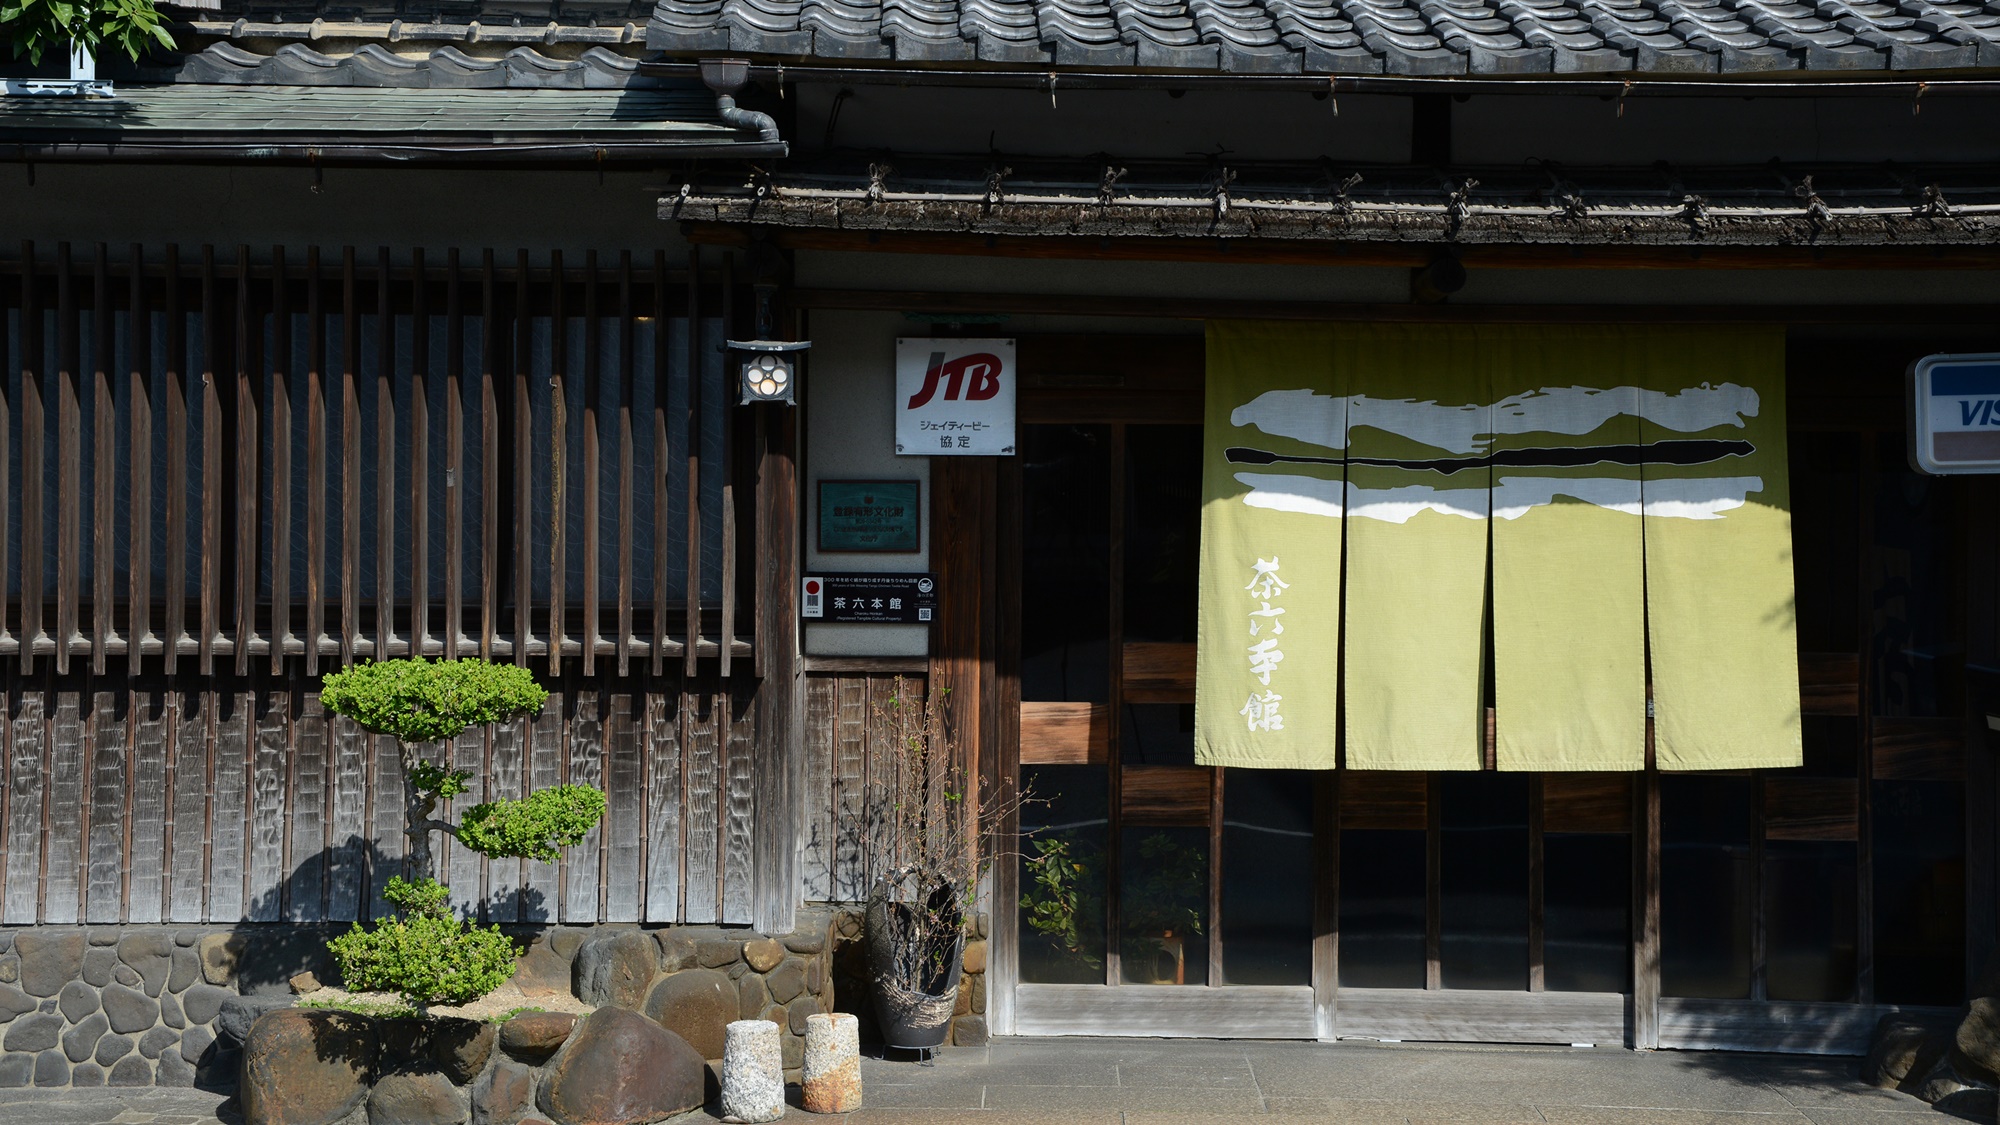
3 0 175 67
327 877 517 1010
457 785 608 862
321 657 549 746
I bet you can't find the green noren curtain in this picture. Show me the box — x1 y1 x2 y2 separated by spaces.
1193 321 1800 773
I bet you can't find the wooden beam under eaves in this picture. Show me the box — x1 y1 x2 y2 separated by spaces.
685 223 2000 273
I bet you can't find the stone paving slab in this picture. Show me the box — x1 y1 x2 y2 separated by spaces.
0 1036 1946 1125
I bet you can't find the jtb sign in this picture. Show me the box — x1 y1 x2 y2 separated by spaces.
896 338 1016 456
1910 353 2000 475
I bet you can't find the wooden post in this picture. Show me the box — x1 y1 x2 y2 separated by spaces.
750 356 801 935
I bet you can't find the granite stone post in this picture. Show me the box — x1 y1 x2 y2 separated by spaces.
800 1013 861 1115
719 1019 785 1123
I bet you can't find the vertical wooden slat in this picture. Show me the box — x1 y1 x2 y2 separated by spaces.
367 730 405 918
1209 767 1225 985
615 252 635 675
44 686 85 922
197 246 221 674
55 243 80 674
718 251 736 679
525 691 563 920
803 678 836 903
831 677 866 903
1632 761 1662 1048
234 245 260 675
547 251 565 676
605 690 642 922
1528 775 1546 992
481 249 500 661
650 252 670 676
283 689 327 922
644 692 682 922
684 244 702 677
269 248 292 672
20 243 45 673
249 688 290 922
1750 774 1767 1001
375 248 397 661
4 683 45 923
84 686 127 923
411 248 431 658
565 688 604 922
126 245 152 661
445 250 465 660
1313 770 1338 1040
863 676 898 891
166 686 209 921
304 247 326 675
723 693 755 924
90 245 114 673
683 693 721 923
0 260 13 656
581 251 601 677
128 682 168 923
513 251 533 664
161 245 186 674
328 698 367 921
1425 772 1442 990
208 687 249 921
448 727 485 917
341 247 360 664
487 714 526 922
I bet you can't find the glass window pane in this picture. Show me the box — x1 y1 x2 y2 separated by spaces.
1121 703 1195 766
1765 840 1857 1002
1123 424 1201 644
1338 828 1425 988
1221 768 1314 986
1544 833 1631 993
1661 776 1754 998
1020 424 1110 703
1441 773 1528 990
1119 826 1209 985
1870 430 1961 720
1788 430 1860 653
1873 780 1965 1005
1019 764 1108 984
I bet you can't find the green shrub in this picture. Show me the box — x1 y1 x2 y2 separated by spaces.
327 878 518 1010
321 658 549 746
458 785 608 862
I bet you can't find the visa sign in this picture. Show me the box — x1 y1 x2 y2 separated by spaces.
895 338 1016 457
1909 353 2000 475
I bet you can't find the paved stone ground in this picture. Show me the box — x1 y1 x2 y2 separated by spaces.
0 1038 1956 1125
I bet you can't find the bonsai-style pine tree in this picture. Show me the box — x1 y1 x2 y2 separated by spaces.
319 657 606 1010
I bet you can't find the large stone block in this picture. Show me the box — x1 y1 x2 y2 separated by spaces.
431 1017 497 1083
657 933 697 974
62 1012 109 1063
951 1015 989 1047
160 991 185 1029
499 1012 577 1062
239 1008 378 1125
0 984 32 1021
369 1071 467 1125
513 942 572 998
641 968 735 1061
218 995 295 1047
182 983 235 1027
574 932 660 1010
168 948 201 993
1865 1014 1948 1089
0 1051 34 1087
33 1048 67 1086
94 1033 135 1066
695 939 740 970
82 947 117 987
118 933 175 998
741 939 783 974
473 1060 535 1125
156 1050 197 1088
1956 996 2000 1081
5 1012 63 1053
538 1006 705 1125
139 1025 180 1060
73 1061 105 1087
58 980 100 1022
103 983 161 1034
198 935 247 987
180 1025 214 1063
766 959 806 1006
107 1055 153 1086
15 932 85 998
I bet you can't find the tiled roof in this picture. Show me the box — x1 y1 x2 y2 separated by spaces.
645 0 2000 73
0 84 780 151
165 41 654 86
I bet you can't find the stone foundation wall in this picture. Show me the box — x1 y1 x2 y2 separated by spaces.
0 908 842 1090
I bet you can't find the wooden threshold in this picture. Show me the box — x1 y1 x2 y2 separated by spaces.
1657 999 1958 1055
1013 983 1317 1038
1333 988 1627 1046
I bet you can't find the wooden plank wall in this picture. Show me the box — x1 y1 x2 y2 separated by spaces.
0 666 760 925
802 673 927 904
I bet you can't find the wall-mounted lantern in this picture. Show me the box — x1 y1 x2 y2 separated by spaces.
728 339 812 405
